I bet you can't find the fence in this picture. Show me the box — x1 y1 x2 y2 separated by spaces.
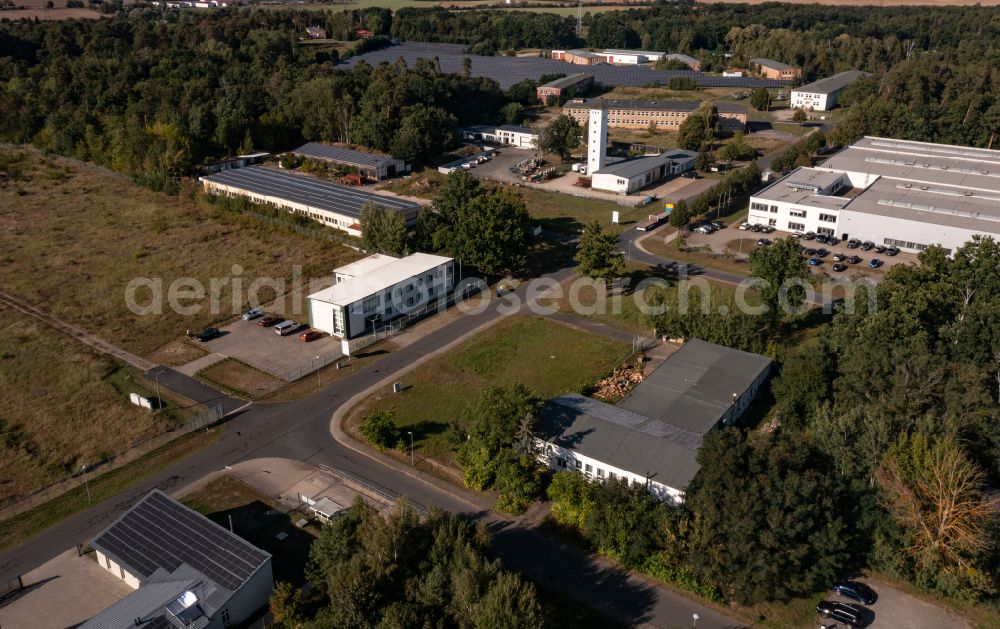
318 464 429 517
0 404 224 522
280 351 351 382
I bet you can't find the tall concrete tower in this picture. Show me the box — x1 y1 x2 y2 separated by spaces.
587 108 608 177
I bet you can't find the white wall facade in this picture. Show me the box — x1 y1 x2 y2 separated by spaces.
220 559 274 627
748 197 843 236
202 180 364 235
495 129 537 149
534 439 685 504
587 108 608 176
95 550 142 590
791 89 834 111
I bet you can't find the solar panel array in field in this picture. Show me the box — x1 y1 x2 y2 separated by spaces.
343 42 788 89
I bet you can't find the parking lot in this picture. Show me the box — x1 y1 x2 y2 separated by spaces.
199 314 343 381
822 577 969 629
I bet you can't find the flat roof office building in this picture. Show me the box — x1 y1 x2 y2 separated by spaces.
749 136 1000 253
591 150 698 195
563 98 747 132
791 70 871 112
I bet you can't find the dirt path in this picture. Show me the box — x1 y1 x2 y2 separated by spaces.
0 288 156 372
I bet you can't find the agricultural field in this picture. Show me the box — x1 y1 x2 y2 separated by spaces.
0 147 360 357
0 303 198 505
346 315 628 470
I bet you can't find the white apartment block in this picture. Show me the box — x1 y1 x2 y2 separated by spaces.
790 70 871 112
749 137 1000 253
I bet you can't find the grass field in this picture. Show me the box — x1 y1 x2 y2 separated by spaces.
196 358 286 399
0 303 204 504
0 147 360 357
0 428 221 551
346 315 627 467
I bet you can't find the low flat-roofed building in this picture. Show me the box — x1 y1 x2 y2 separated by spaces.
308 253 454 338
460 124 538 149
563 98 747 132
551 49 603 65
791 70 872 112
536 73 594 103
591 150 697 194
200 166 420 237
662 53 700 70
83 490 273 629
292 142 409 180
749 57 801 80
535 339 772 502
748 136 1000 253
597 49 668 65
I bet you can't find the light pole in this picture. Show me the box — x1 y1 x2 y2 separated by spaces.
81 465 91 503
407 431 414 466
692 612 700 628
315 356 321 389
153 368 163 409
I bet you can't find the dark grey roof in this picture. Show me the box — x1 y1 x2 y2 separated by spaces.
81 576 209 629
200 166 419 221
496 124 537 135
618 338 772 434
794 70 872 95
537 394 704 491
594 151 697 179
564 98 745 115
751 57 794 71
539 72 593 90
91 490 270 592
341 42 789 89
293 142 401 168
665 53 699 64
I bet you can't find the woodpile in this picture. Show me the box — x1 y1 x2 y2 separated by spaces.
593 361 645 400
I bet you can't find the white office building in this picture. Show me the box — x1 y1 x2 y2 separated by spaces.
791 70 871 112
591 150 697 195
535 339 772 503
460 124 538 149
307 253 454 339
748 136 1000 253
597 49 667 64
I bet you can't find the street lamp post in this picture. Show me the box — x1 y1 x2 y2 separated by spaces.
408 431 414 466
315 356 321 389
692 612 700 628
81 465 91 503
153 368 162 409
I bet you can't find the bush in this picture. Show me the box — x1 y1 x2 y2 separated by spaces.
494 455 544 514
360 410 399 451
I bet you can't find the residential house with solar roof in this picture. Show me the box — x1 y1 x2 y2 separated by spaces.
535 339 772 503
82 490 273 629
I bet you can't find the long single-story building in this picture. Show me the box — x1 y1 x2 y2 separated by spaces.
460 124 538 149
83 490 273 629
551 49 603 65
748 136 1000 253
591 150 698 194
563 98 747 132
308 252 454 338
535 339 772 502
598 49 668 65
291 142 409 180
749 57 801 80
536 73 594 103
791 70 871 112
200 166 420 237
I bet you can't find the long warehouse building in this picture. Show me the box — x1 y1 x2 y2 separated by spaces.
563 98 747 132
749 136 1000 253
291 142 409 180
200 166 420 237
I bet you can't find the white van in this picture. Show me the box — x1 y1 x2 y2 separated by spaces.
274 320 297 336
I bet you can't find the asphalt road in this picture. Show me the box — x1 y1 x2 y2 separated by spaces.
0 269 741 629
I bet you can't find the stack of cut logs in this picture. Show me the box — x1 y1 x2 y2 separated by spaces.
593 362 645 400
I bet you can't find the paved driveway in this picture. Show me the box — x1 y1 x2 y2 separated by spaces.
826 577 969 629
200 317 343 381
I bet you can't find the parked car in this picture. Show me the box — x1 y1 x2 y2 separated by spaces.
299 329 324 342
274 320 297 336
816 601 864 627
739 222 752 230
815 234 829 244
756 238 772 246
693 224 714 234
833 253 847 262
861 241 875 251
886 246 900 256
833 581 878 605
242 307 264 321
803 231 817 240
832 263 847 272
681 171 698 179
808 257 822 266
711 221 726 230
750 224 764 232
828 236 841 245
762 225 776 233
802 247 817 256
257 315 282 327
874 245 887 253
847 238 862 249
815 248 830 257
196 327 219 342
869 258 883 269
847 255 862 264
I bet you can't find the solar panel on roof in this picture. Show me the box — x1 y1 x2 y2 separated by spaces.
294 142 400 168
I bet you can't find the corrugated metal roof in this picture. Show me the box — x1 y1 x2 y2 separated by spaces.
539 73 593 90
564 98 745 115
793 70 872 95
594 151 697 179
751 57 794 71
292 142 402 168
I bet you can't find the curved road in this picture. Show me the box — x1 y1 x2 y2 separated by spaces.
0 271 741 629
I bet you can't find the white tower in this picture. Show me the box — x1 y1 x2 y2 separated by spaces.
587 108 608 176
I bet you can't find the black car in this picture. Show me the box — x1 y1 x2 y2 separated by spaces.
681 171 698 179
886 246 900 256
874 245 887 253
861 241 875 251
757 238 772 246
828 236 841 246
847 238 862 249
815 248 830 258
803 232 817 240
196 327 220 342
833 581 878 605
803 247 817 256
815 234 829 244
832 263 847 272
750 224 764 232
817 601 863 627
847 255 862 265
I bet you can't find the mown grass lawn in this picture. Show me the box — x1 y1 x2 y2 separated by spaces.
347 315 628 465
